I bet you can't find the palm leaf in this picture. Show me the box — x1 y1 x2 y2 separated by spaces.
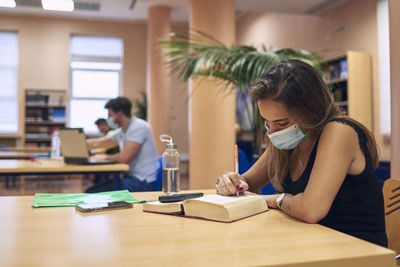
160 30 322 93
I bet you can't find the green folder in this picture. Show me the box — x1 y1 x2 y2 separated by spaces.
32 190 138 208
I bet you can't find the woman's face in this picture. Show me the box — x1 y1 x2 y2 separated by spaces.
257 98 296 134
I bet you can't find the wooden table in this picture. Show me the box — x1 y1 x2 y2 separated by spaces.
0 159 129 188
0 151 34 159
0 190 395 266
0 146 51 153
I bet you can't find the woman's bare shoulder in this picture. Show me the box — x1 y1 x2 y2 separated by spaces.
319 120 359 151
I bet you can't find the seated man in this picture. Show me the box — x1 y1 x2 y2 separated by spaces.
94 118 119 154
87 97 159 193
95 118 113 136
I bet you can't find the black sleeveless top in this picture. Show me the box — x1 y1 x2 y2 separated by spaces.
283 118 388 247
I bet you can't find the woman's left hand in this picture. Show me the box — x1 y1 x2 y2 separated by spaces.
261 194 280 209
242 191 280 209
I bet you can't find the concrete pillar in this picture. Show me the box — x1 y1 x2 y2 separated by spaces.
146 5 171 155
389 0 400 179
189 0 236 189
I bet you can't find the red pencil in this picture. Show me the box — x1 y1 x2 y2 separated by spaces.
235 145 239 196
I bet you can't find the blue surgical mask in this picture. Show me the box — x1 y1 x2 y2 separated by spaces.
107 117 119 129
267 124 306 150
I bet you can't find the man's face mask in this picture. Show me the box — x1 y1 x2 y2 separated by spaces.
267 124 307 150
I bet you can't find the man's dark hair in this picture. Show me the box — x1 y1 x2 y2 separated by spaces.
95 118 107 126
105 97 132 118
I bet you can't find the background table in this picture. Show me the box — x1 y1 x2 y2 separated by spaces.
0 146 51 153
0 151 34 159
0 159 129 188
0 190 395 266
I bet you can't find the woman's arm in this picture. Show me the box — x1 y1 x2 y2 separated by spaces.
277 121 363 223
216 149 271 195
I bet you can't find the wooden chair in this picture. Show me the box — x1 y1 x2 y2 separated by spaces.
383 178 400 264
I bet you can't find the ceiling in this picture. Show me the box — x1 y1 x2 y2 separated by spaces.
0 0 350 22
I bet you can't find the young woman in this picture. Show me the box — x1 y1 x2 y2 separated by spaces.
216 60 387 247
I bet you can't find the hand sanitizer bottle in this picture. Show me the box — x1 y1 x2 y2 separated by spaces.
51 130 61 159
160 134 180 195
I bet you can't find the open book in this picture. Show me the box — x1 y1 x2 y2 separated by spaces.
143 194 268 222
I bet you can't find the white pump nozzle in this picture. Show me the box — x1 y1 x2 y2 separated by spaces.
160 134 177 149
160 134 172 144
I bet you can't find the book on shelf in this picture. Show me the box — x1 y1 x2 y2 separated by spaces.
339 58 348 79
50 108 66 122
26 91 66 106
143 194 268 223
323 57 348 82
25 133 50 138
25 109 44 121
25 142 39 148
26 92 48 105
48 92 65 105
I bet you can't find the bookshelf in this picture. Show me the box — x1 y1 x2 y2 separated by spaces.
322 51 372 130
23 89 67 148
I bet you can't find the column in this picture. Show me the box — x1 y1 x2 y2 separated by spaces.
389 0 400 179
189 0 236 189
147 5 171 155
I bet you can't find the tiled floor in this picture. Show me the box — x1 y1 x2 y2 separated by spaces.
0 174 189 196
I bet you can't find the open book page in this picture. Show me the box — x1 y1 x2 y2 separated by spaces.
189 194 257 204
142 201 182 214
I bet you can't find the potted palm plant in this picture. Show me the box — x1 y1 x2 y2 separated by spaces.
160 30 323 158
133 91 147 120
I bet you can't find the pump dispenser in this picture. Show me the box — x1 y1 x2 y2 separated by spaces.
160 134 180 195
51 130 61 159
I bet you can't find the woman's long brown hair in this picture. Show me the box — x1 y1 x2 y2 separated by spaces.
250 60 379 192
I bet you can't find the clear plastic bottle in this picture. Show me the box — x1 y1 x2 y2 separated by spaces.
160 134 180 195
50 130 61 159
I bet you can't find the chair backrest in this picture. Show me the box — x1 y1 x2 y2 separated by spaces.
376 160 391 187
237 147 276 195
154 156 163 191
260 182 276 195
238 148 251 175
383 178 400 253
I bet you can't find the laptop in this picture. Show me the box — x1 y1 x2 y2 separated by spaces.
58 128 116 165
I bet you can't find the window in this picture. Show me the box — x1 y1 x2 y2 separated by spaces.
0 32 18 134
69 35 123 133
377 0 391 135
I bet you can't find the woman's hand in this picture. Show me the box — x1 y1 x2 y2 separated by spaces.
242 191 280 209
262 194 280 209
243 192 280 209
216 171 249 196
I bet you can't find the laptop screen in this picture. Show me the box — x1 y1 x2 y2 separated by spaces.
59 128 90 159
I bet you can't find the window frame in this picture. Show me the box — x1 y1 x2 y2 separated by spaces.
0 31 19 136
68 37 123 134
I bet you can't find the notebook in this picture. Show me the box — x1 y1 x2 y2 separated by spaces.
59 128 116 165
32 190 138 207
